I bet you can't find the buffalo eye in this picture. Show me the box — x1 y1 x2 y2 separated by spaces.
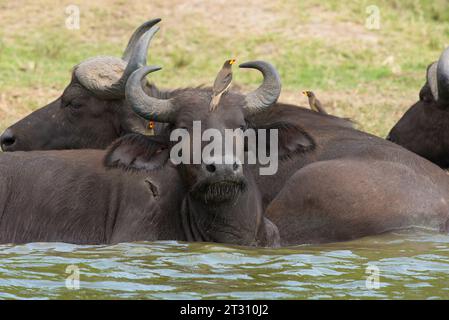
62 98 83 110
69 101 83 109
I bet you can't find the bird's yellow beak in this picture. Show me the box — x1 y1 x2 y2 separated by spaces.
229 59 236 65
302 91 307 96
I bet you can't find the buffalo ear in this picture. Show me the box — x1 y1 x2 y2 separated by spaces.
419 81 435 102
251 121 315 160
272 122 315 159
104 134 169 171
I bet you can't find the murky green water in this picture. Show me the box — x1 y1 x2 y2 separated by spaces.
0 230 448 299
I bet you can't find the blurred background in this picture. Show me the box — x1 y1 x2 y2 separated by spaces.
0 0 448 136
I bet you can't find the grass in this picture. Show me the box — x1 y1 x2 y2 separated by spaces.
0 0 449 137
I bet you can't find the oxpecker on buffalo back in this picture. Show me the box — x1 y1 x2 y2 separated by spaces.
302 91 328 114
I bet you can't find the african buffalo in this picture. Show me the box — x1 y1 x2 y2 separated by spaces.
124 61 288 246
0 19 166 152
387 47 449 168
123 61 449 245
245 104 449 244
0 133 278 246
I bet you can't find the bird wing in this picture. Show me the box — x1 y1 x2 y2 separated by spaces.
213 70 232 95
314 99 328 114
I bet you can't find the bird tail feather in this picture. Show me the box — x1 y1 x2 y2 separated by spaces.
210 94 221 111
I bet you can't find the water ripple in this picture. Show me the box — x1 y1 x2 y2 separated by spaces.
0 230 448 299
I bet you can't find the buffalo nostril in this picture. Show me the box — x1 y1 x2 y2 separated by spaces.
0 129 16 150
206 164 216 173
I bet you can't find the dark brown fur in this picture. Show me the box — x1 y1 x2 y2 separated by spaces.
248 104 449 245
0 148 185 244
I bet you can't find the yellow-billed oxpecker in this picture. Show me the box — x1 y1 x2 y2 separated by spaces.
210 59 236 110
302 91 328 114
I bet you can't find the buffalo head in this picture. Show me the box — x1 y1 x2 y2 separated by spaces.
126 61 281 203
387 47 449 168
122 61 283 246
0 19 161 151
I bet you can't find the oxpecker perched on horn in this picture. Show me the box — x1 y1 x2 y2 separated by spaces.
302 91 328 114
210 59 236 110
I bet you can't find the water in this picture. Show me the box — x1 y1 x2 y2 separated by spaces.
0 230 448 299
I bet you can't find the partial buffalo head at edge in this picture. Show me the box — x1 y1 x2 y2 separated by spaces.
387 46 449 168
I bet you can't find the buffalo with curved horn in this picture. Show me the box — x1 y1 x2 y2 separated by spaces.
0 19 167 151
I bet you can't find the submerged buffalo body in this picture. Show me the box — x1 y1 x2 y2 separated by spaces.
0 133 279 246
0 147 183 244
388 47 449 168
0 19 166 152
258 105 449 244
